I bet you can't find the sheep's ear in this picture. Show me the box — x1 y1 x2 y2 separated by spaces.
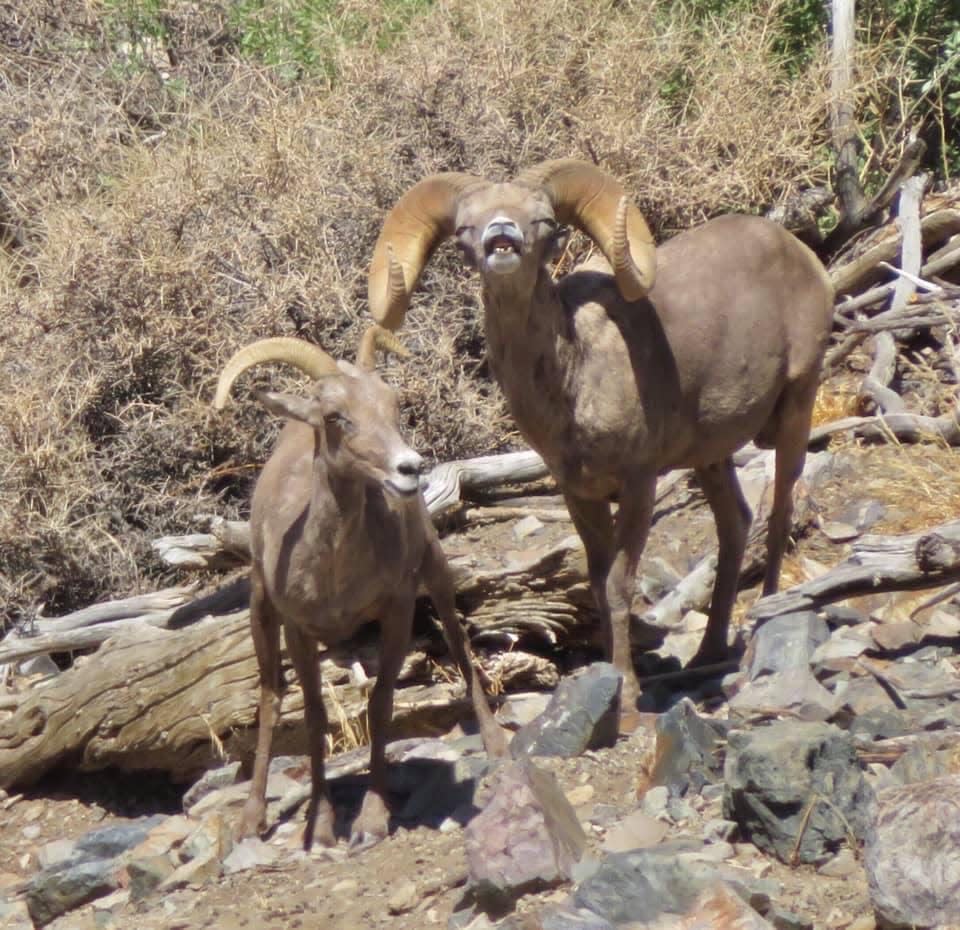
337 359 361 377
549 225 570 262
254 390 316 424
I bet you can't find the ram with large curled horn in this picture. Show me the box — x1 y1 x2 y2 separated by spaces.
214 325 508 850
368 158 834 710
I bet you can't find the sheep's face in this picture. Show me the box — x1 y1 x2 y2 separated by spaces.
257 370 423 498
455 184 566 286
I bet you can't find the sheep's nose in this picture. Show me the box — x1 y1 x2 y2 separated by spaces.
396 451 424 478
482 218 523 252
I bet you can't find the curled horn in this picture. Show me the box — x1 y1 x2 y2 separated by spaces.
214 337 340 409
368 173 485 330
355 324 411 371
517 159 656 301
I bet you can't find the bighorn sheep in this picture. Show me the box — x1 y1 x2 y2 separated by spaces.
367 159 834 706
214 326 508 849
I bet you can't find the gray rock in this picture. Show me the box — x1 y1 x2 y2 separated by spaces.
510 663 622 759
820 605 869 628
497 693 553 730
918 702 960 729
723 721 873 863
465 760 586 911
768 906 814 930
648 697 724 796
839 499 886 533
811 625 873 667
513 515 545 540
540 906 615 930
748 613 829 680
34 839 77 871
181 762 243 811
222 837 278 875
925 607 960 638
836 679 902 725
125 855 175 902
180 811 233 863
571 847 708 924
0 897 33 929
26 858 119 927
676 882 775 929
157 851 222 891
73 817 165 861
820 521 859 542
889 743 958 787
865 774 960 928
703 818 738 843
816 847 858 877
600 810 668 853
729 667 840 722
24 816 166 925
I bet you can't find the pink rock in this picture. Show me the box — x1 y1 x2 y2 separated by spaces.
465 760 586 906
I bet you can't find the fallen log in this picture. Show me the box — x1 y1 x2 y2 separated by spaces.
152 449 551 570
830 207 960 297
0 579 250 667
855 177 925 416
808 408 960 446
0 611 481 789
749 519 960 622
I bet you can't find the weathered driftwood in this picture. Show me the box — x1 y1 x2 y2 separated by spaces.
830 207 960 297
856 176 925 415
808 409 960 446
749 520 960 622
641 554 718 630
859 331 904 414
855 727 960 764
0 611 485 789
827 0 868 248
0 578 250 667
152 450 550 569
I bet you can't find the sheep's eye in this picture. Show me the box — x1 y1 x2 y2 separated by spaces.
533 218 558 231
455 225 473 238
325 412 352 431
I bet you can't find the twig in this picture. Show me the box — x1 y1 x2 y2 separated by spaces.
908 581 960 620
876 260 943 293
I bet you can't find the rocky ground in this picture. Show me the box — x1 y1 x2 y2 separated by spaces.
2 442 960 930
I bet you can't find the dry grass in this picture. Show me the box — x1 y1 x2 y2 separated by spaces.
0 0 917 624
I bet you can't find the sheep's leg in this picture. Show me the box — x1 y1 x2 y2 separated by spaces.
284 621 335 850
350 598 414 850
240 569 283 840
606 474 657 709
565 484 653 711
763 379 818 596
688 458 752 667
421 536 510 760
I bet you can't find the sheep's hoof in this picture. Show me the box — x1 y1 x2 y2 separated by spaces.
348 791 390 852
303 796 336 850
238 800 266 841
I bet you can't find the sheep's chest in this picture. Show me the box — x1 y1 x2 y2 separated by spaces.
487 294 658 498
267 501 421 643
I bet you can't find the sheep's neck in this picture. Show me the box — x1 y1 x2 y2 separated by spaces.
482 272 581 468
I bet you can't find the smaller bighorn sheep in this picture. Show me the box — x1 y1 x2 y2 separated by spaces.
367 159 835 707
215 326 508 849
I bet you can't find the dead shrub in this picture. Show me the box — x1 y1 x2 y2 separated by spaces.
0 0 903 622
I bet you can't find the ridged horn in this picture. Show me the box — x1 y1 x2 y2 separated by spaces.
214 337 339 409
355 324 411 371
368 173 485 330
517 159 656 301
